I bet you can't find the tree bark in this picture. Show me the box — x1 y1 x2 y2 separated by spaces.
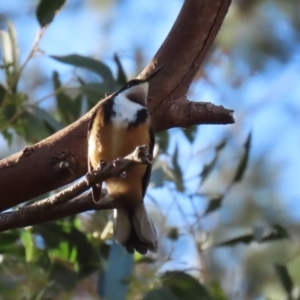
0 0 233 212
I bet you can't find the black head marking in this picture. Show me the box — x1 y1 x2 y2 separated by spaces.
102 98 116 124
128 108 149 128
116 65 165 95
117 79 144 95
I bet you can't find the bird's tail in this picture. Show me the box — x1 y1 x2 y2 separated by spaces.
113 203 157 255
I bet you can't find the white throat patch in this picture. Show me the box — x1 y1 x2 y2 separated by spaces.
112 94 144 126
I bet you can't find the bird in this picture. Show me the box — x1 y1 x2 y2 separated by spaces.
87 66 163 255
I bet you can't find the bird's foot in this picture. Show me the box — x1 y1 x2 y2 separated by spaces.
136 145 153 164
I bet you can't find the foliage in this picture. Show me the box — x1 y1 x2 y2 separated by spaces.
1 0 300 299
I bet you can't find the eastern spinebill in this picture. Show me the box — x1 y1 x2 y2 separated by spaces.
87 66 163 255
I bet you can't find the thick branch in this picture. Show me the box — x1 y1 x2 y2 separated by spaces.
0 146 150 231
141 0 232 131
163 97 234 129
0 0 233 211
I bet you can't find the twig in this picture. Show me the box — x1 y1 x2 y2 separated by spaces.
14 27 47 86
0 145 151 232
0 192 115 231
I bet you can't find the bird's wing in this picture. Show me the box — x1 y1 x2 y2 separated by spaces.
87 109 103 203
141 127 155 198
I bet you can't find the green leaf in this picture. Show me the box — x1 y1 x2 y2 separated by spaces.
144 287 177 300
51 54 114 82
36 0 66 28
31 106 63 133
1 129 13 144
215 139 227 152
156 131 169 153
52 71 82 124
167 227 179 241
215 224 289 247
79 81 111 109
208 281 228 300
161 271 213 300
34 222 100 277
274 264 294 297
200 139 226 184
182 126 197 143
171 145 184 191
21 230 34 262
135 256 156 264
49 260 78 290
200 155 218 184
17 111 50 142
80 82 107 101
0 83 7 106
0 230 22 254
16 106 62 142
216 233 254 247
114 53 127 85
204 196 223 215
261 224 290 242
0 16 20 91
233 132 252 183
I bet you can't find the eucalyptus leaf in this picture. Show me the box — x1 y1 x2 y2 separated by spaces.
0 230 22 254
215 233 254 247
233 132 252 183
200 155 218 184
215 224 289 247
204 196 223 215
161 271 213 300
36 0 66 28
274 264 294 298
32 106 63 131
0 17 19 91
144 287 177 300
114 53 127 85
19 111 51 142
0 83 7 106
200 139 226 184
80 82 108 108
51 54 114 82
34 222 100 276
182 125 197 143
171 145 184 191
21 230 34 262
52 71 82 124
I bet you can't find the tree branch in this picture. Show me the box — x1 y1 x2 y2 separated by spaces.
140 0 233 131
0 0 233 212
161 96 234 129
0 192 115 231
0 146 150 231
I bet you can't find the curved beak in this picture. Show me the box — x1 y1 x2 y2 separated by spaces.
144 65 165 82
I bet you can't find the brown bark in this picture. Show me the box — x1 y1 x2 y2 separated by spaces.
0 146 150 231
0 0 233 213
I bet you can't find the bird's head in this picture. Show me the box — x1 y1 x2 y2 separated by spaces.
116 65 164 107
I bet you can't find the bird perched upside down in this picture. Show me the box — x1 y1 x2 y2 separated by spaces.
88 67 162 254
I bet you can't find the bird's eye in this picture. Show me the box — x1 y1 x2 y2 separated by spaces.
126 80 135 88
125 79 140 89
